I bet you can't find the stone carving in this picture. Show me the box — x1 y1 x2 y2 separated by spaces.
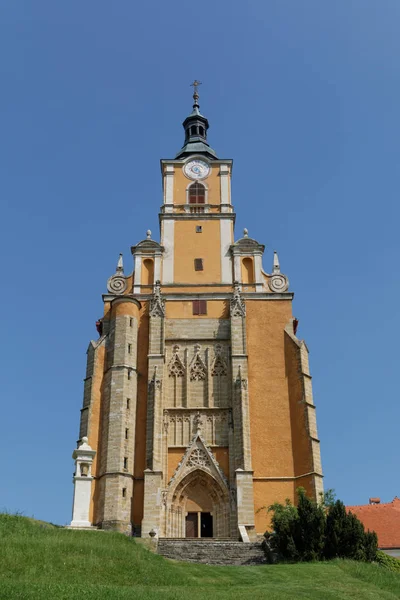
148 367 162 391
107 275 127 294
163 411 169 433
211 344 228 376
193 410 203 432
167 431 229 490
269 250 289 293
149 280 165 317
190 345 207 381
235 366 248 390
269 273 289 293
230 281 246 317
168 345 185 377
107 253 128 294
187 447 208 468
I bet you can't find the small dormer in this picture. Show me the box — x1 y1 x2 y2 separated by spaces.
131 230 164 294
230 229 265 292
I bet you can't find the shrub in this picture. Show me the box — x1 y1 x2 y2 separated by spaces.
266 489 378 564
325 501 378 561
376 550 400 573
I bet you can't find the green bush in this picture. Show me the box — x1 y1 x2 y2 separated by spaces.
266 488 378 564
376 550 400 573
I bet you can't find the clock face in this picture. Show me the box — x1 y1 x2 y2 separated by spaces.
184 159 210 180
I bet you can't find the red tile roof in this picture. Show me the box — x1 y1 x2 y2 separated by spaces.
346 497 400 549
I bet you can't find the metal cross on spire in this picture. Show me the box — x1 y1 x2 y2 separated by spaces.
190 80 202 105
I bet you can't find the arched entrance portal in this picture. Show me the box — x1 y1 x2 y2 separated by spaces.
165 468 230 538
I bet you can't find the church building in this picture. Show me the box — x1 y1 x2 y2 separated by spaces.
70 84 323 540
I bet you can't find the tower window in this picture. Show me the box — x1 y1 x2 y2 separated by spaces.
190 126 197 136
122 488 127 498
194 258 203 271
188 182 205 205
127 398 130 409
196 226 202 233
123 457 128 470
127 370 131 380
128 344 132 354
125 428 129 440
199 126 205 137
129 318 133 327
193 300 207 315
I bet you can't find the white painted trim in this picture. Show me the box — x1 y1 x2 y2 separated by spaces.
133 256 142 294
220 219 233 284
220 164 230 213
254 255 264 286
162 220 174 284
234 255 242 283
164 165 174 213
154 255 161 282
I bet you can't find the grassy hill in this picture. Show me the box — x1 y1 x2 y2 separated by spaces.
1 513 399 599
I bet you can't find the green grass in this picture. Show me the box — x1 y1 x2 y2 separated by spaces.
1 514 400 599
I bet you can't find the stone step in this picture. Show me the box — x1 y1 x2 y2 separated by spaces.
157 538 266 566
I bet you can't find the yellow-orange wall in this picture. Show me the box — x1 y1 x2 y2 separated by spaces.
173 220 222 284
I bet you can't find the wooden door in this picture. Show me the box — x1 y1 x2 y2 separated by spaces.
185 512 198 538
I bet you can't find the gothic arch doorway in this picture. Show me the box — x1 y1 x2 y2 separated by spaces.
165 468 230 538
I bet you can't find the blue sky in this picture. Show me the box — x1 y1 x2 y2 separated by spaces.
1 1 399 525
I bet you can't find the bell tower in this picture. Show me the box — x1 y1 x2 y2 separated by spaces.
70 84 323 539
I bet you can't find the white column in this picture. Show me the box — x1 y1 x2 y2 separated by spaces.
162 220 174 284
220 219 233 284
70 437 96 528
234 255 242 283
254 254 264 291
133 255 142 294
220 164 230 213
154 255 161 282
164 165 174 213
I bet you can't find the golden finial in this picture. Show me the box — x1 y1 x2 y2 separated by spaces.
190 80 202 105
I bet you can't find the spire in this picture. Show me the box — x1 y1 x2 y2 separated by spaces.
190 79 201 111
273 251 280 274
175 81 218 159
116 253 124 274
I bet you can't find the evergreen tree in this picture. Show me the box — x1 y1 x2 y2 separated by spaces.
296 488 326 561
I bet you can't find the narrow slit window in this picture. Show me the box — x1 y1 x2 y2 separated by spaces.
127 370 131 380
125 428 129 440
127 398 130 409
123 457 128 470
129 318 133 327
194 258 203 271
122 488 127 498
128 344 132 354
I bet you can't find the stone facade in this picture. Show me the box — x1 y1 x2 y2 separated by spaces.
70 93 323 537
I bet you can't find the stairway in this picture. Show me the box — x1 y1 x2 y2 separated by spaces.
157 538 266 566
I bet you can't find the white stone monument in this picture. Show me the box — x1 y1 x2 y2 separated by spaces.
70 437 96 528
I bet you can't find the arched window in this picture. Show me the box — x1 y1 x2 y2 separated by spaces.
188 183 206 205
190 126 197 136
199 126 205 137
